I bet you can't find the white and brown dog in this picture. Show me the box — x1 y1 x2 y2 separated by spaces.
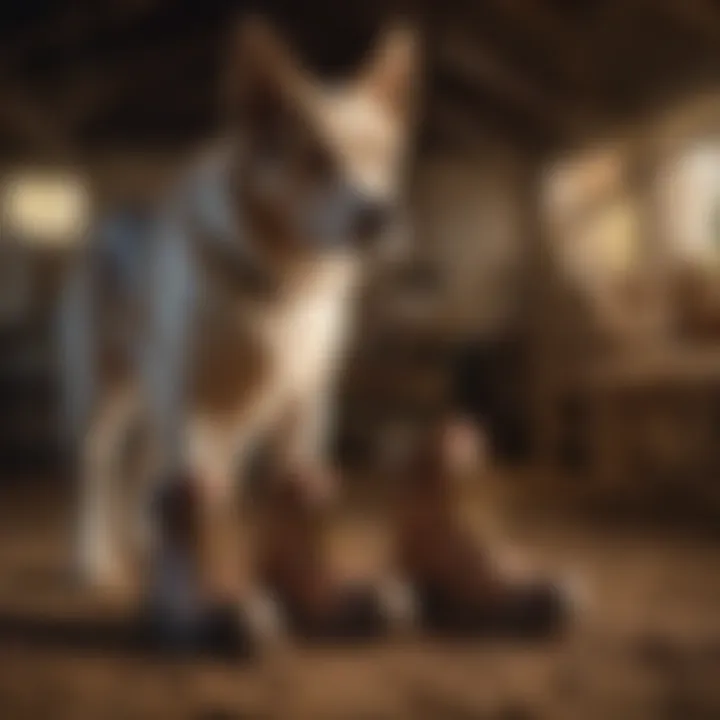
58 16 420 644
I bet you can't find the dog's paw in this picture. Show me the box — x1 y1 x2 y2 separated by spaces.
138 595 260 660
74 544 133 598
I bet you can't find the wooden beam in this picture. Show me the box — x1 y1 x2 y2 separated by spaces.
57 76 130 128
1 6 87 64
591 0 720 114
644 0 720 47
434 67 557 152
483 0 596 91
438 28 582 141
34 27 216 135
438 35 547 122
0 79 78 160
1 0 169 67
429 103 523 156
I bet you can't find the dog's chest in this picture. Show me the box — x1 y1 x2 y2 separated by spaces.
254 260 359 393
191 259 358 420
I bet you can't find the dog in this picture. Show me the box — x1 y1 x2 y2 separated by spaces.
57 16 421 645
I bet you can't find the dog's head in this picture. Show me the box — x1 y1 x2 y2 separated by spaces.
225 16 420 256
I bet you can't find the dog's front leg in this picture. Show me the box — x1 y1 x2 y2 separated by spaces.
276 386 335 473
149 420 243 621
189 419 249 601
149 414 283 652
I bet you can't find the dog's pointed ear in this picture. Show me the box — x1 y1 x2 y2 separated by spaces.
222 15 311 125
359 23 421 119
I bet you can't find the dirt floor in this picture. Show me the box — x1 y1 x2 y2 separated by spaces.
0 478 719 720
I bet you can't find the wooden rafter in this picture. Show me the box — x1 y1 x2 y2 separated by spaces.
1 0 168 67
643 0 720 47
483 0 595 91
585 0 720 118
429 103 519 156
0 79 77 160
438 27 583 142
10 24 218 144
0 0 717 155
434 66 558 151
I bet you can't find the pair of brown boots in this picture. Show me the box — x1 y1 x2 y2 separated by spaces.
253 417 573 643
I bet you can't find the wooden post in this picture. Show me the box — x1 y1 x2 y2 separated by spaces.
522 156 563 474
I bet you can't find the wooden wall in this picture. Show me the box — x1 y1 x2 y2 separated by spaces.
413 147 531 340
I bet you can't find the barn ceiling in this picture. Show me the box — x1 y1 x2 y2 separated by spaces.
0 0 719 160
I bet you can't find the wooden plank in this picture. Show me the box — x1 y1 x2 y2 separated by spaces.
0 79 78 160
647 0 720 46
437 28 583 143
484 0 596 90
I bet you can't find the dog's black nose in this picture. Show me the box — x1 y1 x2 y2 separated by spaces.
354 200 391 239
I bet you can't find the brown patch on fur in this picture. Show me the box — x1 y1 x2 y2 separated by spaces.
236 187 309 263
193 226 279 301
189 301 270 420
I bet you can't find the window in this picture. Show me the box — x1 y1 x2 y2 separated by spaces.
663 142 720 264
0 170 90 325
1 170 90 248
543 144 642 285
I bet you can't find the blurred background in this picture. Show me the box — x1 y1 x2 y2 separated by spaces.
1 1 720 718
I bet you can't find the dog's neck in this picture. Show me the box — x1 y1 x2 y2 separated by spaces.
185 141 279 302
188 140 362 304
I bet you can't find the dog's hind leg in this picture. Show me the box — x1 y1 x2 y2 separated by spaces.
76 387 139 593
